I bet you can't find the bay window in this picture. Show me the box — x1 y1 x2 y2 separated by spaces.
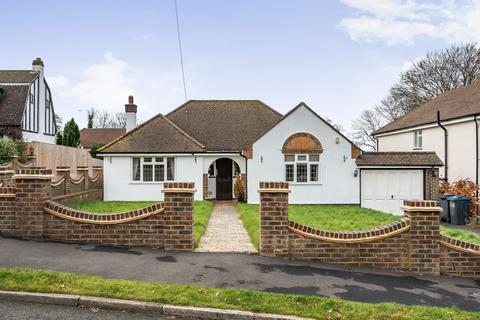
132 157 175 182
284 154 319 183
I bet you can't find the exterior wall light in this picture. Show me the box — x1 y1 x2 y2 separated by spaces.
354 169 359 177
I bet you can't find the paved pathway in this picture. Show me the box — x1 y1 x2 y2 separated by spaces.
196 202 257 253
1 236 479 311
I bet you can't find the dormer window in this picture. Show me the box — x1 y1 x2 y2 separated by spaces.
414 130 423 149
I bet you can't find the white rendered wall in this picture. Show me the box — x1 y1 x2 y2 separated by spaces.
103 155 204 201
247 105 359 204
22 129 55 144
377 121 478 181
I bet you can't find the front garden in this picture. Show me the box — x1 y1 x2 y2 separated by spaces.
68 200 213 247
237 204 480 249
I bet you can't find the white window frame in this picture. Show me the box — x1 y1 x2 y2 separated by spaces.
414 130 423 149
284 154 321 184
131 156 175 183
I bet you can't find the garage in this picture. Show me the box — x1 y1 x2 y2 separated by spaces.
356 152 443 215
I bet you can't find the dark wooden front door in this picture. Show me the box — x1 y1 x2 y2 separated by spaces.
216 158 232 200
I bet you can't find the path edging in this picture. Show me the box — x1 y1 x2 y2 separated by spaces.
0 290 307 320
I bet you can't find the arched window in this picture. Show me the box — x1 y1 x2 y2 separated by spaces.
282 133 321 183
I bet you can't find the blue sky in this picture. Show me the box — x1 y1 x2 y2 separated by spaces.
2 0 479 131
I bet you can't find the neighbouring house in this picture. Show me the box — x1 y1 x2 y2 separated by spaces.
98 97 442 213
0 58 56 143
98 98 362 204
374 81 480 185
80 128 126 150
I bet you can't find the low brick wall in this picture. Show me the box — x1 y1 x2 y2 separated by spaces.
43 201 165 247
0 168 195 251
51 166 103 202
259 182 480 278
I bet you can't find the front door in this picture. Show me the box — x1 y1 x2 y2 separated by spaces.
216 158 232 200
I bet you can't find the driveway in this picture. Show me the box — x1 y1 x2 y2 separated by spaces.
0 236 479 311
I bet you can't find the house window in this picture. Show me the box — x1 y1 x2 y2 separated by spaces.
284 154 320 183
414 130 423 149
132 157 175 182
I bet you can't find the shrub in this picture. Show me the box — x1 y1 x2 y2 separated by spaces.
56 118 80 147
234 173 245 202
0 137 25 163
89 143 105 159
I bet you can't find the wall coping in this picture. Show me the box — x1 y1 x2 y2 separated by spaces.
51 177 65 187
0 193 15 198
258 188 291 193
162 188 197 194
401 205 443 212
44 200 164 225
0 170 14 175
288 219 411 243
440 235 480 256
13 174 54 180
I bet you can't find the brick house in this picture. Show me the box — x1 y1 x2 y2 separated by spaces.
98 98 442 213
0 58 57 143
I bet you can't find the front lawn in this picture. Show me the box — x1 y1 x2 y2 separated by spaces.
0 268 476 320
67 200 213 247
236 204 480 248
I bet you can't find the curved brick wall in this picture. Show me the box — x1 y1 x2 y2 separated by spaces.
440 235 480 278
288 219 411 271
44 200 164 224
42 200 166 247
288 219 410 243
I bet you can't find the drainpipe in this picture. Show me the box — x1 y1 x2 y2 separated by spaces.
437 111 448 181
475 115 479 209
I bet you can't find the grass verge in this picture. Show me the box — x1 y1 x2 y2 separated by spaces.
67 200 214 247
236 204 480 247
0 267 476 320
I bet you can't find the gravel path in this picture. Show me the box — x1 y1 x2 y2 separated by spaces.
196 202 257 253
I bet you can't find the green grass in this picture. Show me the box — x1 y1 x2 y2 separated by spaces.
192 201 214 247
0 268 476 320
67 200 214 247
237 204 480 247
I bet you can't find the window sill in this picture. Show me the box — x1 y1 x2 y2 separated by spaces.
288 182 323 186
129 181 166 185
413 147 423 150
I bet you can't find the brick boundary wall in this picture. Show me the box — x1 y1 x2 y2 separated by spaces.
259 181 480 278
0 168 195 251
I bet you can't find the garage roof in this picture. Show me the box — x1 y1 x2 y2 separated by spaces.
356 152 443 167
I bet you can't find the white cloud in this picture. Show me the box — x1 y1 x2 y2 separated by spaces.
339 0 480 45
48 53 189 128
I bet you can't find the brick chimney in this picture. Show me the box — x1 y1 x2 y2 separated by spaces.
125 95 137 132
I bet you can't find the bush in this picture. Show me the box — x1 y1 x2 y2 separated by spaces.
0 137 25 163
89 143 105 159
234 173 245 202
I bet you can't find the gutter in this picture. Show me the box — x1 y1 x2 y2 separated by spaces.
437 111 448 181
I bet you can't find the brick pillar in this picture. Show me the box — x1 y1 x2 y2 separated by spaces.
56 166 71 196
0 187 16 236
162 182 195 251
403 200 442 276
424 168 440 201
13 168 53 240
11 155 19 170
258 182 290 257
202 174 208 200
77 166 89 191
0 170 14 187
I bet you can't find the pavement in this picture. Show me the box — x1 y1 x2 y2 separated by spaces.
0 300 192 320
1 236 479 311
196 202 257 253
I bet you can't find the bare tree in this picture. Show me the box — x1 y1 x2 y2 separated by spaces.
324 117 346 134
351 108 385 151
351 43 480 149
114 112 127 128
88 107 126 128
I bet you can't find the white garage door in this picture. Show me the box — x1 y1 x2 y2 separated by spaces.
361 170 423 215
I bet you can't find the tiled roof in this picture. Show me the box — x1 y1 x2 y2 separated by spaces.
0 70 38 84
0 85 29 126
375 82 480 135
356 152 443 167
166 100 282 151
98 114 205 154
79 128 126 148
